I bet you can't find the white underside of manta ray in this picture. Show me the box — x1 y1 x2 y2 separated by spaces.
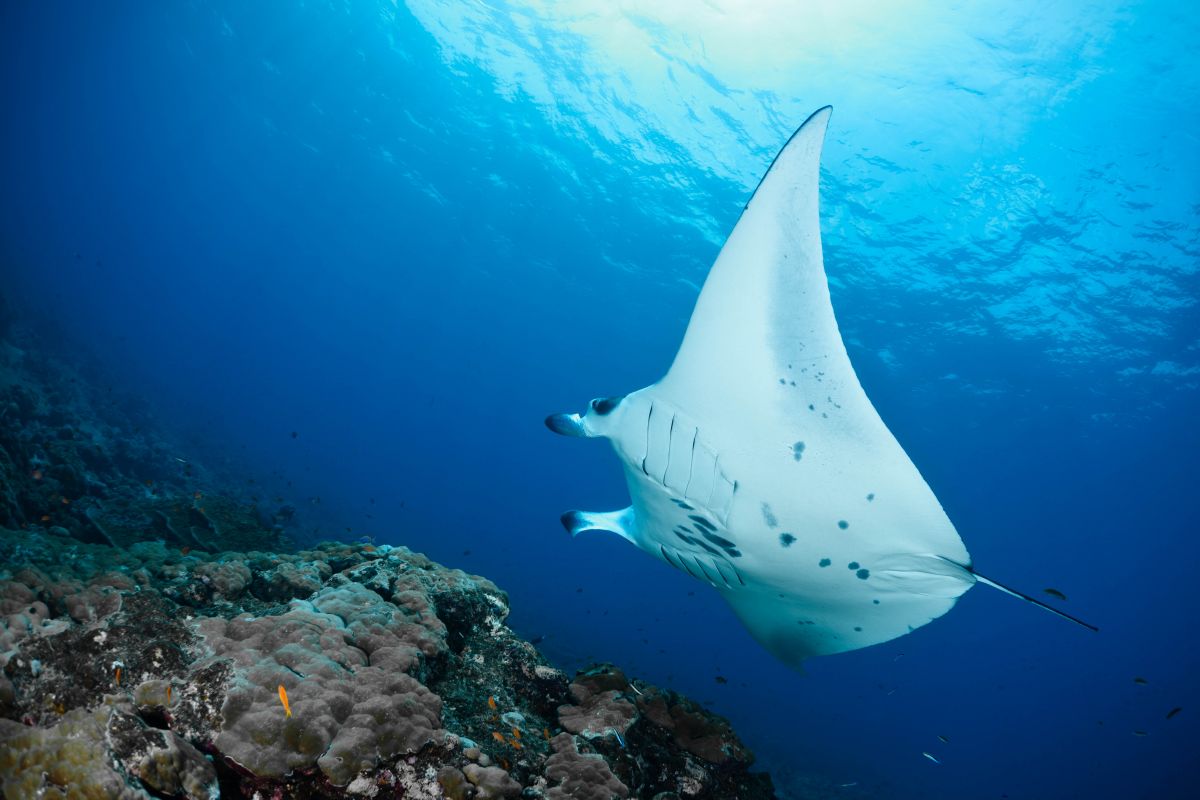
546 106 1095 669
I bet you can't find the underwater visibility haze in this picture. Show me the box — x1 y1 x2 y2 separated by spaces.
1 1 1198 798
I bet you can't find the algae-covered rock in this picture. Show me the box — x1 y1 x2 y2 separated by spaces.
0 699 218 800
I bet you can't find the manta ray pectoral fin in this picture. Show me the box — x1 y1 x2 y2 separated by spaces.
545 413 591 438
939 557 1099 633
560 507 637 545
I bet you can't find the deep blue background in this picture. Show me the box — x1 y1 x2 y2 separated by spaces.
2 2 1197 797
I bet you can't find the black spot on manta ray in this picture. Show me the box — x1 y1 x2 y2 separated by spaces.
848 561 860 570
819 558 831 567
837 520 849 530
866 493 875 501
761 503 778 528
792 441 806 461
857 568 870 580
779 533 796 547
688 515 717 532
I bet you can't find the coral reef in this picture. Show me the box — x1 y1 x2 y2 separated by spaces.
0 310 777 798
0 528 775 798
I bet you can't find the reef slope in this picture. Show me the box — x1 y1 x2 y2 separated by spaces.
0 529 775 799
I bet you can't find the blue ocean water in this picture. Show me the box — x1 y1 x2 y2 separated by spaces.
1 1 1196 797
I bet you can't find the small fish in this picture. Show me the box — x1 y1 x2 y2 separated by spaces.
166 685 172 706
921 752 940 764
278 684 292 717
114 667 121 686
491 731 506 743
613 731 626 748
193 491 203 500
511 727 521 739
1132 730 1148 737
508 737 523 749
543 727 551 740
838 783 858 788
937 735 950 743
291 431 298 438
180 547 191 556
60 497 70 505
715 675 728 684
1043 588 1067 601
1134 677 1149 685
487 696 497 711
40 515 50 522
1166 707 1182 720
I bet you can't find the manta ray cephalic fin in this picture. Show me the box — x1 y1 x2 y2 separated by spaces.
560 508 637 545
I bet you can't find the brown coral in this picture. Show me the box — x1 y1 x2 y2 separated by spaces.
544 733 629 800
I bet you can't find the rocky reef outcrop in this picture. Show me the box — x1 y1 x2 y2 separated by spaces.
0 528 775 799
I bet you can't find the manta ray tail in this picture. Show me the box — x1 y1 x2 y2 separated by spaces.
948 559 1098 632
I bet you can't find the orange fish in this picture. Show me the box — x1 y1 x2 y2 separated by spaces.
511 727 521 739
193 491 203 500
543 727 551 740
61 497 70 505
491 731 505 743
278 684 291 717
180 547 191 556
40 515 50 522
31 469 43 481
487 696 497 710
166 685 172 706
114 667 121 686
508 737 523 750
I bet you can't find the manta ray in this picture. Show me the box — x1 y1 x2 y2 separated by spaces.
546 106 1095 669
